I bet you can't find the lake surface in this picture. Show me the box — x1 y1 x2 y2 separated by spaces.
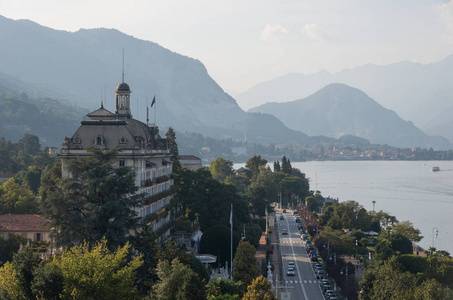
236 160 453 253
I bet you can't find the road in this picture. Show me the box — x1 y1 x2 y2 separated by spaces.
277 209 325 300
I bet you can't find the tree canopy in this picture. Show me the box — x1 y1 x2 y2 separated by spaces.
233 241 259 286
40 148 141 249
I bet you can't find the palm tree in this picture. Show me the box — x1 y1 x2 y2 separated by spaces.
372 200 376 212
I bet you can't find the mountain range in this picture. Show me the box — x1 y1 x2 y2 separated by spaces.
0 15 451 150
0 15 309 146
236 57 453 142
249 84 450 149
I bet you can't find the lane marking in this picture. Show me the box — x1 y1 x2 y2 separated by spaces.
284 212 309 300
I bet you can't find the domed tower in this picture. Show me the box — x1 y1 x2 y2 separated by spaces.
115 81 132 118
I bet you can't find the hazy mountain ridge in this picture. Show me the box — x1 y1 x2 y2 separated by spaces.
237 56 453 141
249 84 451 149
0 15 309 145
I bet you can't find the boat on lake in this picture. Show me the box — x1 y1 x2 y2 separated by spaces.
432 166 440 172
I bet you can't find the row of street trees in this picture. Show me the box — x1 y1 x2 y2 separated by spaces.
302 200 453 299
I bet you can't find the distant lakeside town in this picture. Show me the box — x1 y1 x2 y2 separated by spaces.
176 131 453 164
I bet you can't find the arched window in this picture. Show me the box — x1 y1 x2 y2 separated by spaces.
95 136 104 146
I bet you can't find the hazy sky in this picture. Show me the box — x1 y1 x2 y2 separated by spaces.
1 0 453 95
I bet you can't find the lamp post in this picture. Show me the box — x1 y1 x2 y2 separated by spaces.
340 266 348 279
323 242 330 256
340 266 349 300
329 252 336 265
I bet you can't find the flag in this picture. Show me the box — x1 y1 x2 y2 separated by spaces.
151 96 156 107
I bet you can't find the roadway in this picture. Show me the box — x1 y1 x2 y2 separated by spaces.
277 209 325 300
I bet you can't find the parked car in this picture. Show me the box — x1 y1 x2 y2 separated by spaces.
282 229 288 235
320 278 329 286
325 290 336 299
279 215 284 220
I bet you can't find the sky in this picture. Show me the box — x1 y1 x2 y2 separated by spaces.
1 0 453 95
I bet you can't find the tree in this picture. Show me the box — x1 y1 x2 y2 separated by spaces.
242 276 277 300
210 157 234 182
200 225 241 268
205 278 244 299
248 166 278 216
281 156 292 174
49 239 143 300
11 249 41 300
40 148 141 249
360 256 449 300
233 241 259 286
166 127 181 173
154 241 209 283
151 258 205 300
31 263 64 300
0 261 25 300
0 178 38 214
245 155 267 182
0 234 27 264
18 134 41 156
392 220 423 242
273 161 280 172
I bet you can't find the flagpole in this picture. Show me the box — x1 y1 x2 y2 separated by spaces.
154 95 157 125
230 203 233 279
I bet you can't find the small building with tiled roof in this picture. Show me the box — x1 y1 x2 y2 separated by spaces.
0 214 51 243
179 155 202 170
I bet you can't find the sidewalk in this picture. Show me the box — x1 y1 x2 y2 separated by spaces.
255 226 281 284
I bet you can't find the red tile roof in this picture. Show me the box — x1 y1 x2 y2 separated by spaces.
0 214 51 232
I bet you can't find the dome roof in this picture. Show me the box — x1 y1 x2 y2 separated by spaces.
116 82 130 92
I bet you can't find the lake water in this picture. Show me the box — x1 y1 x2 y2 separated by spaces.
236 160 453 253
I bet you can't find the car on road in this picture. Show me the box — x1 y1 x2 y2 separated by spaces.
288 261 295 268
279 215 284 220
287 267 295 276
282 229 288 235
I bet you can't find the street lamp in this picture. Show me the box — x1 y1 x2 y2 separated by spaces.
323 242 330 256
329 252 337 265
340 266 349 279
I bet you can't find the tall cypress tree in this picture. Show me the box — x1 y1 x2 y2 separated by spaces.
165 127 181 173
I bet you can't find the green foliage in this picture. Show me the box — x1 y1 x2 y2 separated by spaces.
154 241 209 283
166 127 181 173
11 249 41 299
31 262 64 300
40 149 141 249
0 261 26 300
210 157 234 182
397 254 428 274
151 258 205 300
392 220 423 242
50 239 143 300
0 178 38 214
244 222 264 248
178 168 249 231
245 155 267 182
281 156 292 174
200 225 241 268
318 201 372 231
242 276 277 300
233 241 259 286
360 256 449 300
205 278 244 299
247 166 278 216
0 234 28 264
